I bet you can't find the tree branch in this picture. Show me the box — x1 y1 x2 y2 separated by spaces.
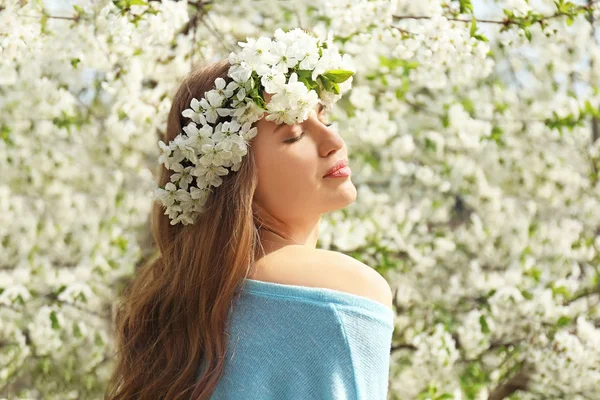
392 1 598 27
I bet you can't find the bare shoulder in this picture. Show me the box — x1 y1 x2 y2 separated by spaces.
251 245 393 311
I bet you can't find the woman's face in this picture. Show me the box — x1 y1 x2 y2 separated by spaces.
251 97 357 224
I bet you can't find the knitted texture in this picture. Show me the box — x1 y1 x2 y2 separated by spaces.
196 278 395 399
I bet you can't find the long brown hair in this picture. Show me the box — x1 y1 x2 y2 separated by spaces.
105 58 266 400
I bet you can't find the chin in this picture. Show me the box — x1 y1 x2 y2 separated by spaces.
325 182 357 212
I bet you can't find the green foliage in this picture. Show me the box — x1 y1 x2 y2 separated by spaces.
544 110 586 136
418 383 457 400
557 316 572 327
248 72 267 108
296 69 318 92
481 125 505 147
479 315 491 334
524 267 542 283
550 283 571 299
112 0 148 9
584 100 600 118
52 110 88 135
112 0 160 26
469 15 489 42
72 4 84 17
500 1 592 41
1 125 13 146
460 362 490 400
371 56 418 99
459 0 474 14
321 69 354 83
319 75 340 94
73 322 83 338
50 311 60 330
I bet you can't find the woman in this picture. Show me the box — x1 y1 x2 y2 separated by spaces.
105 29 394 400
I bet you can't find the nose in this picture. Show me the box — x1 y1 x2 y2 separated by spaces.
311 114 345 156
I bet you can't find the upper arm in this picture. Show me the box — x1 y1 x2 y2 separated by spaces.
253 246 394 311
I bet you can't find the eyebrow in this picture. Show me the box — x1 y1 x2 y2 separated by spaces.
274 103 325 133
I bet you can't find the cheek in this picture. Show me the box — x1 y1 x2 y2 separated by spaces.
256 148 320 202
266 153 314 187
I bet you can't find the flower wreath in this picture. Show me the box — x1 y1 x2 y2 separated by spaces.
151 28 355 225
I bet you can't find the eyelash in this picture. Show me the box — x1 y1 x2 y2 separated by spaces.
284 122 333 144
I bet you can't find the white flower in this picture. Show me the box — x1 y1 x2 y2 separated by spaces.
182 121 199 137
199 139 233 167
312 46 344 81
172 212 195 226
212 120 241 142
194 164 229 188
257 65 286 94
237 36 278 69
182 122 213 150
164 202 183 220
240 122 258 142
57 283 94 304
233 99 265 124
181 98 206 125
0 284 31 306
265 92 293 124
269 40 297 73
199 89 231 124
228 61 253 83
172 135 199 164
157 140 172 166
170 164 194 190
153 182 179 207
213 77 238 99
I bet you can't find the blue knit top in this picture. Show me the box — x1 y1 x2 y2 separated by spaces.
196 278 395 400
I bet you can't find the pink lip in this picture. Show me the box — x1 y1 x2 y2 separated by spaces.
324 165 351 178
323 159 349 178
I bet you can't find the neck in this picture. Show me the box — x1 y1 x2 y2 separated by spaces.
257 218 320 254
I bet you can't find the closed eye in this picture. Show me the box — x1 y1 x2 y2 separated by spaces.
284 132 305 144
283 123 333 144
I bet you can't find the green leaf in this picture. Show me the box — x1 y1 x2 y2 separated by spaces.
470 15 477 37
551 285 571 299
459 0 473 14
95 331 105 346
557 316 572 327
332 82 340 95
479 315 491 334
50 311 60 330
321 69 354 83
73 322 83 338
296 69 319 91
1 125 13 146
319 75 334 92
521 289 534 300
56 284 67 295
129 0 148 5
15 294 25 305
40 12 48 34
524 29 532 42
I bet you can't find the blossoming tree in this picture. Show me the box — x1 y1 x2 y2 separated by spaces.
1 0 599 399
